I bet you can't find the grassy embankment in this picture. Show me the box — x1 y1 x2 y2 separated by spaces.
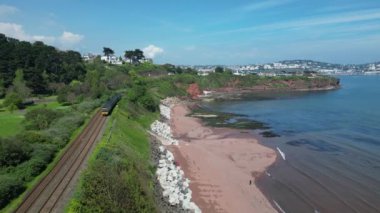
67 71 192 212
68 98 159 212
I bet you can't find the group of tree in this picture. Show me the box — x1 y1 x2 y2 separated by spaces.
101 47 146 65
0 34 85 96
124 49 145 64
215 66 224 73
2 69 31 111
102 47 114 56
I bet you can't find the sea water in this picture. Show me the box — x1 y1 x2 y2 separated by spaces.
205 76 380 213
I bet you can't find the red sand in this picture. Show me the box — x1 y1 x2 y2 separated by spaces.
168 103 277 213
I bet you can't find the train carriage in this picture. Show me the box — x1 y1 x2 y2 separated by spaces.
101 94 121 116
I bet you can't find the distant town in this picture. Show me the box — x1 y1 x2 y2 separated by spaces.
82 53 380 76
181 60 380 76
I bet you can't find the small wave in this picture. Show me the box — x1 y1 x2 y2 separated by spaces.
273 200 286 213
277 147 286 160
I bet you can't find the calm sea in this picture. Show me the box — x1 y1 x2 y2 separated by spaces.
205 76 380 213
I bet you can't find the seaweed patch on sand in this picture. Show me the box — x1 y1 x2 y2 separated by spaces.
189 106 280 138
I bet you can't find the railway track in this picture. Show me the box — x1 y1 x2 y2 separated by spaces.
15 111 107 213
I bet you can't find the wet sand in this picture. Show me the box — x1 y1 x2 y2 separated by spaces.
168 103 277 213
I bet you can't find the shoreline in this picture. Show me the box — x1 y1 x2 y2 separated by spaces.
200 85 340 100
168 101 277 212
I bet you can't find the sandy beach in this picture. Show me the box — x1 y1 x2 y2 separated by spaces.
168 103 277 213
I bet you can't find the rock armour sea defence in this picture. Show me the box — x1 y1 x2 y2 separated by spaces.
151 120 179 145
151 97 201 213
156 146 201 212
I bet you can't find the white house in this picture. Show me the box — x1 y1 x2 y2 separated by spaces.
197 68 214 76
232 70 247 76
263 64 273 70
368 64 376 71
101 55 122 65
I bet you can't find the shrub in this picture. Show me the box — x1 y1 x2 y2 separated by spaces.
138 95 157 112
0 175 25 208
25 108 63 130
76 99 102 114
71 158 156 212
0 138 32 167
15 158 48 182
127 85 146 103
44 113 84 147
17 131 49 144
3 92 23 109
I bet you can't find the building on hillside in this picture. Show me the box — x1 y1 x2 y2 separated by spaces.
123 57 153 64
101 55 122 65
197 68 214 76
368 64 376 71
258 72 277 77
232 70 247 76
263 64 273 70
141 58 153 63
82 53 97 61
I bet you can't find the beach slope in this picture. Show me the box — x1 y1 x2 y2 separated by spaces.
169 103 277 213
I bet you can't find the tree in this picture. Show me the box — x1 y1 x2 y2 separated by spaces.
133 49 145 63
124 49 145 64
138 94 157 112
0 78 5 98
215 66 224 73
124 50 134 64
12 69 31 99
0 33 86 95
103 47 114 56
0 138 32 167
3 92 23 110
85 69 103 98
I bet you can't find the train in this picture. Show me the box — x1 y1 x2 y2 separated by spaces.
101 94 121 116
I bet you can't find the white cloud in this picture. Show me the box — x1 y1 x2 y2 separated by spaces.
239 0 293 12
0 22 29 40
32 35 56 44
143 44 164 58
0 5 18 17
0 22 83 48
204 9 380 36
59 31 84 45
269 9 380 29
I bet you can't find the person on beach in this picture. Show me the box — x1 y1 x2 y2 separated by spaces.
249 180 252 185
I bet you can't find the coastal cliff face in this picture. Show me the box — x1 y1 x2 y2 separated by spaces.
190 74 340 98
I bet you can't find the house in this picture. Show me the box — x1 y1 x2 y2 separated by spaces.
232 70 247 76
197 68 214 76
82 53 97 62
263 64 273 70
101 55 122 65
258 72 277 77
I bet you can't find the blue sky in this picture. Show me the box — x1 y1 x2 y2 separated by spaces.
1 0 380 65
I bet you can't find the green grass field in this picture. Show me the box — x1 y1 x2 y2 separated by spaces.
0 96 66 137
0 110 24 137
